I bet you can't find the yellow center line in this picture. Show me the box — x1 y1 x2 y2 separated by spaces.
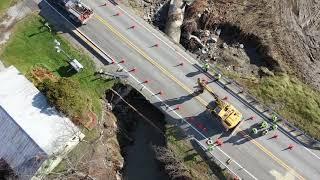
94 14 305 180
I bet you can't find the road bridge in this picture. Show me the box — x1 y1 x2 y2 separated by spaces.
38 0 320 179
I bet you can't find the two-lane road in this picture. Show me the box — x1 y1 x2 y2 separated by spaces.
39 0 320 179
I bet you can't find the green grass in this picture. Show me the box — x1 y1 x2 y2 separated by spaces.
0 14 114 118
0 0 18 16
166 125 226 180
215 64 320 139
244 74 320 139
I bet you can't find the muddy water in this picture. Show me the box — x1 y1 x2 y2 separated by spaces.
109 87 169 180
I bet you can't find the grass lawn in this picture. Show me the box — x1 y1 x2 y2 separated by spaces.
166 125 227 180
0 14 114 119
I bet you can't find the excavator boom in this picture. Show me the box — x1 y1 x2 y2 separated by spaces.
197 78 242 130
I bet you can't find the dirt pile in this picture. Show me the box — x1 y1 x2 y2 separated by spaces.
47 107 124 180
122 0 169 30
181 0 320 90
87 111 124 180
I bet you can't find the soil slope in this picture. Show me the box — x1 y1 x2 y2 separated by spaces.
209 0 320 90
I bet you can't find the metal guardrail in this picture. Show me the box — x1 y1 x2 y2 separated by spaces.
135 12 319 146
113 3 319 145
204 62 320 146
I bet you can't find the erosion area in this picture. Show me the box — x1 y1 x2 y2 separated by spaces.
0 2 124 179
0 1 223 179
124 0 320 140
107 84 222 180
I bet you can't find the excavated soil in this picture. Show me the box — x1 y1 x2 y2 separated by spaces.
202 0 320 90
126 0 320 91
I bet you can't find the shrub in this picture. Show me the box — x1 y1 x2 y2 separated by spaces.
39 78 90 122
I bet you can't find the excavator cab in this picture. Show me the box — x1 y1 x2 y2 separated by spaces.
197 78 242 131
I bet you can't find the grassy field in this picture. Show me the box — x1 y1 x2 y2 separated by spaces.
218 64 320 139
166 125 227 180
244 74 320 139
0 14 114 119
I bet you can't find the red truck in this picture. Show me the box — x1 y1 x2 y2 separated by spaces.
53 0 94 25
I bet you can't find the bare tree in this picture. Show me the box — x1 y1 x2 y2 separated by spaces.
152 146 192 180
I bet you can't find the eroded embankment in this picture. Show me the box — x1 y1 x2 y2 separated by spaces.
106 84 169 180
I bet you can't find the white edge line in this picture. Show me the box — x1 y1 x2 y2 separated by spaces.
116 2 320 162
43 1 257 179
116 5 196 64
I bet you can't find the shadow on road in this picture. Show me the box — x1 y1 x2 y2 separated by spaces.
186 69 202 77
224 123 261 145
153 91 202 109
38 0 111 65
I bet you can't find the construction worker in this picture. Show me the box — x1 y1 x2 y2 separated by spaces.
271 124 278 131
226 158 232 165
272 114 278 122
203 62 210 72
215 73 221 81
260 121 269 129
197 78 205 94
252 128 258 134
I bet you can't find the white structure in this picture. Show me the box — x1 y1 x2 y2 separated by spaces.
0 66 84 179
69 59 83 72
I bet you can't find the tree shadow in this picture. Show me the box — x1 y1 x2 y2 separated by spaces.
56 65 77 77
32 92 57 116
28 19 52 37
183 152 198 162
189 139 227 179
165 124 189 141
28 29 48 37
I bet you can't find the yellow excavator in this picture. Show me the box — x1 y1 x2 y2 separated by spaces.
197 78 243 131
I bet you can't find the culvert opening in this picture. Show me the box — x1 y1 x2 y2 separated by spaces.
106 83 169 180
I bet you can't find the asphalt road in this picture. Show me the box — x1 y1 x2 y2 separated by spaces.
38 0 320 179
